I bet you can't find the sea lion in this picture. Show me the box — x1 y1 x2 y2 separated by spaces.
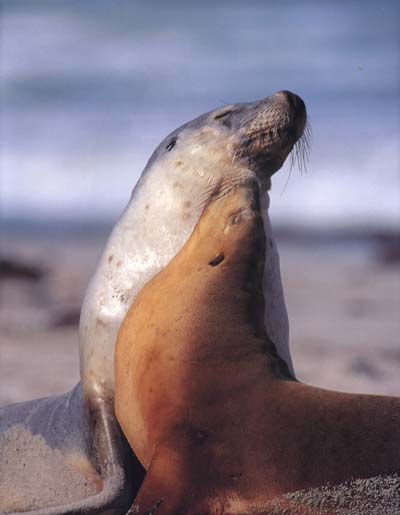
0 91 307 514
115 183 400 515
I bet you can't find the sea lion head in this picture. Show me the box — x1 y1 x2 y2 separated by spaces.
231 90 308 180
144 90 308 195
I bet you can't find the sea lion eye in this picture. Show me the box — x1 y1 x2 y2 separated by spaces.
166 138 177 151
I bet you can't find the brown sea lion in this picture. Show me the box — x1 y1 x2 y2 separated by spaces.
115 182 400 514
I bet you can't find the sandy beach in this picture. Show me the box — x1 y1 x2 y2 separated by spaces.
1 229 399 407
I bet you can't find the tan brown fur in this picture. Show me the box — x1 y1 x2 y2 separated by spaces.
115 182 400 515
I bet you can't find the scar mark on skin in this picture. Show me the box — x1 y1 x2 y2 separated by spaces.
208 253 224 267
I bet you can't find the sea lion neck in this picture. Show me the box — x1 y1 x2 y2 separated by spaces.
187 182 294 377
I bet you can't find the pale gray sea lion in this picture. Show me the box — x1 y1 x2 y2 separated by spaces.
0 90 308 514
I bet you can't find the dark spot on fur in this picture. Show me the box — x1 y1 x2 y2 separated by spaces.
145 203 150 210
175 160 183 166
96 317 107 328
208 254 224 267
269 238 274 248
184 200 191 208
192 430 209 445
108 255 113 263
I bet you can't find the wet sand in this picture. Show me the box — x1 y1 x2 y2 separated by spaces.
0 231 399 406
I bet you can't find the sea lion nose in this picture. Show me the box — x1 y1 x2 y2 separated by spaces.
273 90 304 111
274 90 307 138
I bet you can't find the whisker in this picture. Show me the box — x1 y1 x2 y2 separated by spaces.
285 120 312 185
296 140 303 175
280 162 293 196
299 121 312 175
300 138 306 175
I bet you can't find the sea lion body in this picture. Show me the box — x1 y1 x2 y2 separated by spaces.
80 90 307 399
115 184 400 514
0 91 306 513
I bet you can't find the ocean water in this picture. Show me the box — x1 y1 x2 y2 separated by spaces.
1 0 399 230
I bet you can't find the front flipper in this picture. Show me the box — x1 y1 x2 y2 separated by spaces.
128 448 220 515
128 452 187 515
0 383 144 514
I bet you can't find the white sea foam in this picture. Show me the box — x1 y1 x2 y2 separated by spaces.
1 0 399 229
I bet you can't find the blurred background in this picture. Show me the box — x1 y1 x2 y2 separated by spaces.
1 0 399 405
